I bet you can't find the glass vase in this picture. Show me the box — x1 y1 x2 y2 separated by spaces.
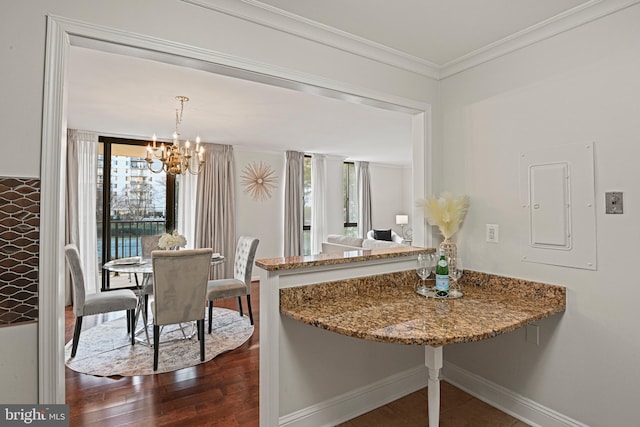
439 238 457 272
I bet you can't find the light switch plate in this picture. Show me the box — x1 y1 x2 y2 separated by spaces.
605 192 623 214
486 224 499 243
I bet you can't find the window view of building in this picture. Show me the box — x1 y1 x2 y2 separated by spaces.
97 138 175 289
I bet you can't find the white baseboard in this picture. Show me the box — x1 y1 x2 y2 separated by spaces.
443 362 588 427
279 365 428 427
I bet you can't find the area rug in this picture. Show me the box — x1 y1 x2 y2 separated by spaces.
64 307 253 376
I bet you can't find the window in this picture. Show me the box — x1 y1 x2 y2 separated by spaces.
302 155 312 255
98 136 175 290
343 162 358 236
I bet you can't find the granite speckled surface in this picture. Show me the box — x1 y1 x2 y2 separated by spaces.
280 270 565 347
255 246 433 271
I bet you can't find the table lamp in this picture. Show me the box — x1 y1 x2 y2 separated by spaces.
395 214 409 239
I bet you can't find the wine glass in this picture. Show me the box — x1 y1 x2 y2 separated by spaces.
415 253 435 295
448 255 463 297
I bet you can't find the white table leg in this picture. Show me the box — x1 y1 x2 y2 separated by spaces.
425 345 443 427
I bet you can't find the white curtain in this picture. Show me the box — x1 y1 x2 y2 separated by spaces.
194 143 236 279
356 161 372 239
177 173 198 249
66 129 99 300
310 154 327 255
284 151 304 257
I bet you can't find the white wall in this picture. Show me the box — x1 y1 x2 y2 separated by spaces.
369 164 412 236
440 5 640 426
234 148 284 259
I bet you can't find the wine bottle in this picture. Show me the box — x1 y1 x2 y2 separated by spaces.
435 248 449 297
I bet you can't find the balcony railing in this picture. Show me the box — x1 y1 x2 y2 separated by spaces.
98 219 166 260
99 219 166 291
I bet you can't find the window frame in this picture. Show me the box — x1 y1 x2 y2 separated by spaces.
343 161 358 231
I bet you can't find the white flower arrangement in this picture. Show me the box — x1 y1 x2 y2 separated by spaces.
419 192 470 239
158 230 187 249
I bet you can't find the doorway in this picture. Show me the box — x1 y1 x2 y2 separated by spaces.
40 15 431 403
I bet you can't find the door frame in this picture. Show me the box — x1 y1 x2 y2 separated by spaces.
40 14 432 403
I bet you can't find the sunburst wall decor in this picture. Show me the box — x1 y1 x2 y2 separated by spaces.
241 161 278 202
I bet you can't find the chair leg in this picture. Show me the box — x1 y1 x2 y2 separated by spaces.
153 325 160 371
144 294 149 321
198 319 205 361
237 296 244 317
71 316 83 357
208 301 213 334
246 295 254 325
129 309 135 346
126 310 131 334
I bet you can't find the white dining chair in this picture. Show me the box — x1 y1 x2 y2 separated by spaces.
64 244 138 357
206 236 259 333
151 248 212 371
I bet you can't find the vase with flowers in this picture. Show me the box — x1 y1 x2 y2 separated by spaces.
419 192 469 272
158 230 187 250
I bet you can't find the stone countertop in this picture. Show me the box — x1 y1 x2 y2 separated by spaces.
280 270 566 347
255 246 433 271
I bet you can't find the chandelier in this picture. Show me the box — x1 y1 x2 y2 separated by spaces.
146 95 205 175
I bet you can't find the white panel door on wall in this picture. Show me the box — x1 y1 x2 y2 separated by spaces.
519 143 596 270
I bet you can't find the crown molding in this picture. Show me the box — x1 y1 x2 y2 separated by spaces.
183 0 640 80
181 0 440 79
440 0 640 78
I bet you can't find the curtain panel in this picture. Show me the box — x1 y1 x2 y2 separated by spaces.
194 143 236 279
356 161 372 239
66 129 99 304
284 151 304 257
176 173 198 249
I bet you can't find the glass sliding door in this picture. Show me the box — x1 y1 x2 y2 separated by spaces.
98 136 176 290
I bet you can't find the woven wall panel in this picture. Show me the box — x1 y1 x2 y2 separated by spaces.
0 177 40 325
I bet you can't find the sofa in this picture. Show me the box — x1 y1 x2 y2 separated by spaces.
321 230 405 254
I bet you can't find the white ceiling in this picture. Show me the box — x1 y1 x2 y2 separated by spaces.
67 0 598 166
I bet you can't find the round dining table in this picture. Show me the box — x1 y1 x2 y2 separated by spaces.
103 253 225 344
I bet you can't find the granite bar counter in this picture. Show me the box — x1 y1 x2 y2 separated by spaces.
255 245 432 271
279 269 566 347
256 247 566 427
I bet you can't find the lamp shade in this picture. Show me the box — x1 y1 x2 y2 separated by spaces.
395 215 409 225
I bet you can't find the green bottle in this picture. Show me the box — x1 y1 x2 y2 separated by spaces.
435 248 449 297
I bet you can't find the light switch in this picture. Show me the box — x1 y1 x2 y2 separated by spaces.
605 192 623 214
486 224 499 243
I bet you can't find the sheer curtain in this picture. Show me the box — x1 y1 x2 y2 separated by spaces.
194 143 236 279
66 129 99 303
356 161 372 239
284 151 304 257
310 154 327 255
176 173 198 249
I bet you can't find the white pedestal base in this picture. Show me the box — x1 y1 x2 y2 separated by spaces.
425 346 443 427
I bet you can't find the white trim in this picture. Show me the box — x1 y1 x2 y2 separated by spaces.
39 16 69 404
183 0 640 80
279 365 427 427
41 15 432 405
443 362 589 427
440 0 640 78
182 0 440 79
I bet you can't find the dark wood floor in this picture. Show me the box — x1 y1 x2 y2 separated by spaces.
65 281 527 426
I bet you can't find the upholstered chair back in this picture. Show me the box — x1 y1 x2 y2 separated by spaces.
64 244 86 317
151 248 212 326
233 236 259 292
141 235 161 259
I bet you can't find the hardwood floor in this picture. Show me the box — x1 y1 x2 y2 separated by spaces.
65 281 528 426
